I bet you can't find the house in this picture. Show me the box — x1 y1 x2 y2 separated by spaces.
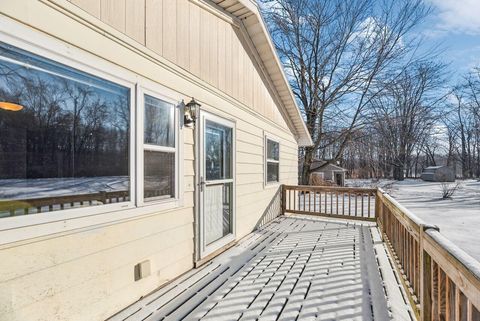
299 159 347 186
420 165 455 182
0 1 311 320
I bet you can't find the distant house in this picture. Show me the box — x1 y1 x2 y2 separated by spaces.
420 166 455 182
308 160 347 186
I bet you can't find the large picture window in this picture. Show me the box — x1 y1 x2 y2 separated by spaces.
0 42 130 217
265 138 280 183
143 94 176 201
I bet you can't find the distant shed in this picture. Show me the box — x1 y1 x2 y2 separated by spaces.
311 162 347 186
420 166 455 182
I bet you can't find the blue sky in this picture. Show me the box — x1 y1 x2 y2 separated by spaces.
420 0 480 84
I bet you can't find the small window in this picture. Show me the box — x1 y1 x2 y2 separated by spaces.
0 42 131 217
265 138 280 183
143 94 176 201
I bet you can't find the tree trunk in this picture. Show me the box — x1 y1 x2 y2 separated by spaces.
393 164 405 180
300 147 314 185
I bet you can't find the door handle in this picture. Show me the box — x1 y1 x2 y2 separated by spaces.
199 176 206 192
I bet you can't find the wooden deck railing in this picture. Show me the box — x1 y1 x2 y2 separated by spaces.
0 186 175 217
376 189 480 321
281 185 480 321
282 185 377 221
0 190 130 216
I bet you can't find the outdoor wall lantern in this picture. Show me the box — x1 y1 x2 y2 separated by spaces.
183 97 201 129
0 102 23 111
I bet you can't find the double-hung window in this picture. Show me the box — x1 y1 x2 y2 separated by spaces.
142 94 177 202
265 138 280 184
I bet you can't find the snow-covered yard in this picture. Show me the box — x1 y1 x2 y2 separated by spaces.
347 178 480 262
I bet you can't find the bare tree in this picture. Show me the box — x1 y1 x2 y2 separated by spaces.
443 69 480 179
368 62 445 180
339 61 446 180
463 68 480 177
261 0 431 183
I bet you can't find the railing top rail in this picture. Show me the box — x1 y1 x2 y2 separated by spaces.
425 228 480 283
377 188 431 228
284 185 377 193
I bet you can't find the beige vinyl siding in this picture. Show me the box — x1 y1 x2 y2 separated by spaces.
125 0 146 44
70 0 100 17
0 1 299 320
188 2 201 76
162 0 176 61
100 0 126 32
0 210 194 320
145 0 163 52
66 0 291 131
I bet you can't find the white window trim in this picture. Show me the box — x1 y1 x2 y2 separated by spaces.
264 134 281 187
144 145 176 153
0 20 184 241
136 84 184 210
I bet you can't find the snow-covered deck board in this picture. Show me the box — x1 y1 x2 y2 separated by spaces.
108 215 414 321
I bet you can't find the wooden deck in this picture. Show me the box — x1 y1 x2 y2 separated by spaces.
108 215 414 321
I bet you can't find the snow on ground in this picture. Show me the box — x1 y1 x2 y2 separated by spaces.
347 178 480 262
0 176 129 199
0 176 172 200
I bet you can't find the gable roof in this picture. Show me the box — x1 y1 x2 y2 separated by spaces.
316 163 348 172
309 159 327 171
209 0 312 146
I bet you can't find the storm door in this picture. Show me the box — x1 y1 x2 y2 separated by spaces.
198 112 235 258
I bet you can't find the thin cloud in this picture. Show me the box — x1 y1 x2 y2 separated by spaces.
428 0 480 35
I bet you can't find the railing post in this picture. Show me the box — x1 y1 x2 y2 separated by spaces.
375 190 385 240
420 224 440 321
420 224 432 321
100 190 107 205
281 184 286 215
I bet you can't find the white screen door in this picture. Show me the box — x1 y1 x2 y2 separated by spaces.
199 112 235 258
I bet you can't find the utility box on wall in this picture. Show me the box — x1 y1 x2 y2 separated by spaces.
134 260 151 281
